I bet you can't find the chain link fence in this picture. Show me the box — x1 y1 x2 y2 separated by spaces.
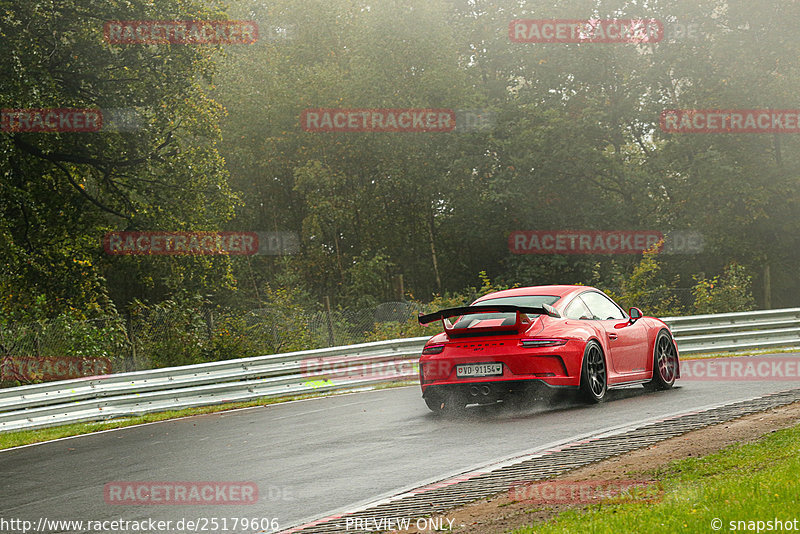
611 287 696 317
0 288 707 387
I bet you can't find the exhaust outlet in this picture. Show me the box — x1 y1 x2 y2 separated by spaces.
469 386 480 397
481 385 491 396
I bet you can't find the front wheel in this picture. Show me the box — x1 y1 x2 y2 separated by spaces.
579 341 607 403
644 330 678 391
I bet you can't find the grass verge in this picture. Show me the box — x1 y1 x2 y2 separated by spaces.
511 421 800 533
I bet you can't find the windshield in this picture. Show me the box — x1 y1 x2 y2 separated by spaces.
472 295 561 308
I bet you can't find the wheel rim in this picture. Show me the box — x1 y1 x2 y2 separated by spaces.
656 335 677 383
587 345 606 397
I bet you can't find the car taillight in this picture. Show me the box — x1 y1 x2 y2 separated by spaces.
422 344 445 355
520 338 568 348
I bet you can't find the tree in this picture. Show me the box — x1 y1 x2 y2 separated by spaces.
0 0 240 316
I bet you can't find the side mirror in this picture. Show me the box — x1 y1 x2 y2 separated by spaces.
629 307 643 323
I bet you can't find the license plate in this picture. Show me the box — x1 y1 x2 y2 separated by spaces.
456 363 503 378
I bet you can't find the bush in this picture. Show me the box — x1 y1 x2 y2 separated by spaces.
250 285 319 353
605 243 684 317
692 263 756 314
203 313 262 361
0 308 126 386
364 293 466 342
129 295 210 369
365 272 512 342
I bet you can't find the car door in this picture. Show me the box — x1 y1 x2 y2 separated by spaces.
579 291 649 375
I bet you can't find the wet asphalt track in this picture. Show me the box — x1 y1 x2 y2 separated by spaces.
2 353 799 533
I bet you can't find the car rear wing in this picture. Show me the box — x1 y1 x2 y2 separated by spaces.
418 304 561 338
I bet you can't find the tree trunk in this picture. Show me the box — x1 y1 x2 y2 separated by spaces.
427 212 442 293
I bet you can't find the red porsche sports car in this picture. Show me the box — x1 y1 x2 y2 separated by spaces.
418 285 680 413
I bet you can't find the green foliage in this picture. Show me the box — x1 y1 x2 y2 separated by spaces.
692 264 757 314
0 0 239 319
214 0 800 308
365 272 511 342
203 314 260 362
6 0 800 373
476 270 515 298
44 311 126 360
130 295 210 368
606 244 684 317
342 251 396 308
0 307 126 386
364 293 466 342
255 284 319 353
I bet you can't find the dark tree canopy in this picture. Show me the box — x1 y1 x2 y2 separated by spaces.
3 0 799 321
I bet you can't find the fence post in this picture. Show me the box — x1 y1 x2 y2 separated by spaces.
34 324 41 358
125 311 135 372
323 296 335 347
206 309 214 340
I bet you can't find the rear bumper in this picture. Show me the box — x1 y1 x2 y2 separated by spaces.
419 339 586 394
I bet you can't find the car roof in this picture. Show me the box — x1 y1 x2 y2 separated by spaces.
473 285 593 302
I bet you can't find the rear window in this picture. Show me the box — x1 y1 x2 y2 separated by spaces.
451 295 561 328
473 295 560 308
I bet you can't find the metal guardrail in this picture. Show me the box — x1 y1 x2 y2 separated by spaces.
664 307 800 354
2 308 800 434
0 337 428 433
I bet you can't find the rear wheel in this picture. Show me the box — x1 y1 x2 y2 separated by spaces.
579 341 607 403
644 330 678 391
